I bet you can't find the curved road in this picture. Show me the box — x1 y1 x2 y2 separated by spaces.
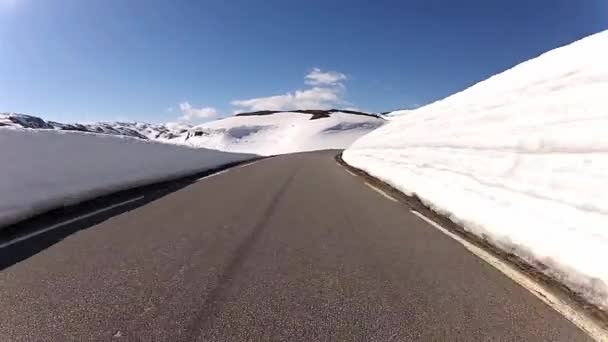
0 151 591 341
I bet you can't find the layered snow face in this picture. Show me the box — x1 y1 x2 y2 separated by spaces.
174 111 385 155
344 31 608 309
0 128 255 229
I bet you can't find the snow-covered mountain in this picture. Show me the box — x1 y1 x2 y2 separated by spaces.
1 110 384 155
174 110 386 155
0 113 189 140
344 31 608 309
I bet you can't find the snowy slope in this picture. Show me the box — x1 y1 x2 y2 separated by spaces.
385 110 412 118
0 111 383 155
174 111 385 155
0 113 189 140
0 128 254 229
344 31 608 309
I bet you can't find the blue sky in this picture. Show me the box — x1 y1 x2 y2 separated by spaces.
1 0 607 123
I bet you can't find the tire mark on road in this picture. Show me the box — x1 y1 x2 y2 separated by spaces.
183 170 297 340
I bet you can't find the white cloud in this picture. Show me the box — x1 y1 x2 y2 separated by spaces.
305 68 347 86
232 87 344 112
232 68 351 112
179 102 218 121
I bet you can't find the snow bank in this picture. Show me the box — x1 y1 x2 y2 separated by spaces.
0 128 255 229
174 111 385 155
344 31 608 309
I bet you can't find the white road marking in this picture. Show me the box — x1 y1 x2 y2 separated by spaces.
239 156 275 169
198 158 269 182
410 210 608 342
238 160 262 169
197 169 229 181
365 182 398 202
238 163 254 169
345 169 358 177
0 196 145 249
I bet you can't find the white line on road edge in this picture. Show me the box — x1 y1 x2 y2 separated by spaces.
198 157 270 182
344 169 358 177
197 169 230 181
365 182 398 203
410 210 608 342
0 196 145 249
238 160 262 169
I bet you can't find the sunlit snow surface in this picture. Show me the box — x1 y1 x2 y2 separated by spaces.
172 112 385 155
344 31 608 309
0 129 254 228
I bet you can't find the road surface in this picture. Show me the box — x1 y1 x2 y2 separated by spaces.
0 150 591 341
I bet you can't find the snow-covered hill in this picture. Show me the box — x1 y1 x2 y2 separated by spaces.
174 110 386 155
1 110 384 155
344 31 608 309
0 113 189 140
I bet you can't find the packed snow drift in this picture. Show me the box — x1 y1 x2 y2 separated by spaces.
0 128 254 229
344 31 608 309
173 110 385 155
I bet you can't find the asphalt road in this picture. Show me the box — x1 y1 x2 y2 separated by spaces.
0 150 591 341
